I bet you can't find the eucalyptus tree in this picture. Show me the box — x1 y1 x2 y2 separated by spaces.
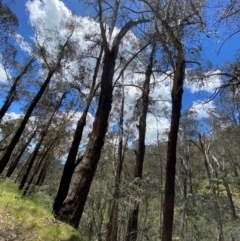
125 41 156 241
0 19 78 174
106 68 127 241
56 0 151 229
0 2 35 121
18 91 67 191
6 127 37 178
141 0 207 240
53 45 104 215
0 58 36 122
0 0 18 60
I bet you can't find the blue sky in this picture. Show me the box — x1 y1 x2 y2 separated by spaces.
1 0 239 141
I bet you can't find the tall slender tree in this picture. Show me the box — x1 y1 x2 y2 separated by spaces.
53 46 103 215
0 25 75 174
143 0 206 240
56 0 151 226
126 41 156 241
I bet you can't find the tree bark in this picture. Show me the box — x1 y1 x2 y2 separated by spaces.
6 130 36 177
36 162 48 186
56 49 115 229
56 18 150 229
22 136 58 196
0 70 55 174
19 93 65 190
0 33 72 174
162 58 185 241
125 43 155 241
53 46 103 216
0 58 35 122
106 75 125 241
222 177 237 220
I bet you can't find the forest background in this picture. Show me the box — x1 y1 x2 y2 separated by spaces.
0 0 240 240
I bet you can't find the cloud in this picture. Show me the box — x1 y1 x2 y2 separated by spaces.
185 70 222 93
26 0 71 30
0 64 8 83
15 34 32 54
146 114 169 143
190 100 215 119
2 112 23 121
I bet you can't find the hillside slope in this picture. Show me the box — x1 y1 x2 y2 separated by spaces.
0 179 87 241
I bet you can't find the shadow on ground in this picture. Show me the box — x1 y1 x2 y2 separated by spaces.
62 234 85 241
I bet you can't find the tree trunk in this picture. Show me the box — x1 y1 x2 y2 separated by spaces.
22 136 58 196
56 49 116 229
6 130 36 177
125 43 155 241
0 58 35 122
36 162 48 186
193 136 224 241
106 75 125 241
162 59 185 241
19 93 65 190
222 176 237 220
18 131 46 190
55 18 150 229
53 47 103 216
0 33 73 174
0 70 55 174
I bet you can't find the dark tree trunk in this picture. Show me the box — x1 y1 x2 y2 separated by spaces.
0 70 55 174
23 136 58 196
56 19 149 229
6 130 37 177
106 77 125 241
56 50 116 229
222 177 237 220
19 93 65 190
55 18 150 229
53 47 103 216
36 162 48 186
15 158 29 183
162 59 185 241
0 58 35 122
0 33 72 174
18 131 46 190
125 43 155 241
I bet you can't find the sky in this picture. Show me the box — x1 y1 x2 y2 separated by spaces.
1 0 239 143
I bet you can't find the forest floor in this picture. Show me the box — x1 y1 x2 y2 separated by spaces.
0 178 87 241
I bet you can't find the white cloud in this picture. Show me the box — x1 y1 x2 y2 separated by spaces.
146 114 169 143
0 64 8 83
2 112 23 121
190 100 215 119
185 70 222 93
15 34 32 54
26 0 71 30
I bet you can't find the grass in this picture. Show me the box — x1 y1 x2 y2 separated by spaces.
0 178 88 241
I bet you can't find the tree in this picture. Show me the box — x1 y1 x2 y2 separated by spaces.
56 0 151 227
106 66 126 241
125 41 156 241
18 92 67 191
53 46 103 215
143 0 206 240
0 21 76 174
0 0 18 58
0 58 35 122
